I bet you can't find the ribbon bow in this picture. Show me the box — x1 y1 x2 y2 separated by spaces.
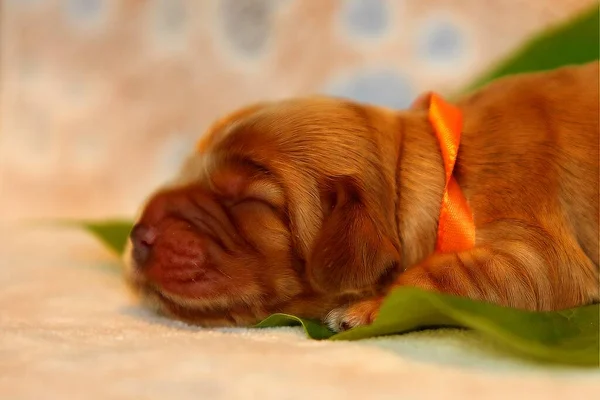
428 93 475 253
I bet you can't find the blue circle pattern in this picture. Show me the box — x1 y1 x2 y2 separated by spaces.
65 0 102 20
342 0 389 37
220 0 273 58
324 71 414 109
155 0 186 35
57 0 465 110
422 20 465 63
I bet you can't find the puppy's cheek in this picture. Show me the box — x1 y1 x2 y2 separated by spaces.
229 205 304 303
232 203 291 252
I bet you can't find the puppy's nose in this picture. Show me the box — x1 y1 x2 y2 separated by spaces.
130 223 157 267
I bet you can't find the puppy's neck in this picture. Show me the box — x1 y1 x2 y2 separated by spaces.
395 111 446 268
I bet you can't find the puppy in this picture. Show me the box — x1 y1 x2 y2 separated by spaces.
124 62 599 331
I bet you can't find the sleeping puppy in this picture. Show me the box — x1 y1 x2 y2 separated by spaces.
124 62 599 331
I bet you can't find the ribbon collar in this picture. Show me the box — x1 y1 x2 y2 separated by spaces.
427 93 475 253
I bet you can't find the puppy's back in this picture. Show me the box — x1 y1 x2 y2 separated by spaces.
458 62 599 265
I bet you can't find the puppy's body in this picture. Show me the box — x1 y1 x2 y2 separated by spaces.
369 63 599 328
126 62 599 330
459 63 599 270
459 65 599 299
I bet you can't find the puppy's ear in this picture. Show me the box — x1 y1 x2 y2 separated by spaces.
307 178 400 294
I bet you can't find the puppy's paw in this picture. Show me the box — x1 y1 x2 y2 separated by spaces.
324 298 383 332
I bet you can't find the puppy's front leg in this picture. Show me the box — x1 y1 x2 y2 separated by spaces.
325 244 570 332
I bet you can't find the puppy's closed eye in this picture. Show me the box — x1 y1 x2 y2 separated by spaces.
208 161 285 209
240 181 286 213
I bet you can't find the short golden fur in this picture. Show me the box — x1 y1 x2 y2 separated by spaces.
125 62 599 330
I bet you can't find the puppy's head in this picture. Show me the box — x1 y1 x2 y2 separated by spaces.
125 97 404 326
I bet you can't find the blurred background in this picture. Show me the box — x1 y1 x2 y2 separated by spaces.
0 0 597 222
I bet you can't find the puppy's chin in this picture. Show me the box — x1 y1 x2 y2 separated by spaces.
136 285 249 327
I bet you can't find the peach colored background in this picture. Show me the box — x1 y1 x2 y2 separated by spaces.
0 0 596 222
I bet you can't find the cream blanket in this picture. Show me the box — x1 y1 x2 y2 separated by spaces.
0 223 598 399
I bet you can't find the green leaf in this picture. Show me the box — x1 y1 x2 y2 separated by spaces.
336 288 599 366
256 287 599 367
255 314 335 340
460 4 599 93
78 220 134 255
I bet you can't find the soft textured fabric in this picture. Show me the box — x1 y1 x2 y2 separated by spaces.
1 223 598 399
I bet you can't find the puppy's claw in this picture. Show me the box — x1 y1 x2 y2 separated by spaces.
324 298 383 332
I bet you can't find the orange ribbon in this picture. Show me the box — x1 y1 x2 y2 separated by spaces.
428 93 475 253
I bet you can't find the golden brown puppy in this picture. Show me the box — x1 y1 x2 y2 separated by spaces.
124 62 599 331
